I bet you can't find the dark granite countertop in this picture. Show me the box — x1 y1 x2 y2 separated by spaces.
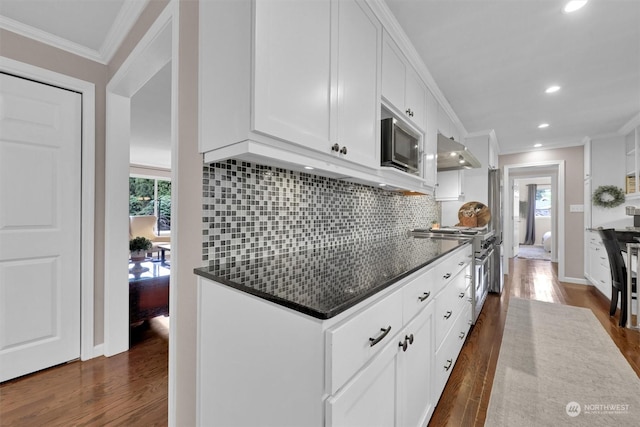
194 235 471 319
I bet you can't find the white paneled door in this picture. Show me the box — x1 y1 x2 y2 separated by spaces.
0 73 81 382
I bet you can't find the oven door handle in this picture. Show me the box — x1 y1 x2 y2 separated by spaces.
475 247 495 263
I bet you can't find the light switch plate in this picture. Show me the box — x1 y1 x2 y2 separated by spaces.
569 204 584 212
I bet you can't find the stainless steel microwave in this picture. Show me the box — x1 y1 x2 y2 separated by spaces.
381 118 420 174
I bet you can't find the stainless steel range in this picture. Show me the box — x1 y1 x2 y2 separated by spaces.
411 226 495 323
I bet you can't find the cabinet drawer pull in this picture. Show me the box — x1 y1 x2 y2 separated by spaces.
339 146 347 155
444 311 453 319
459 331 466 340
418 291 431 302
443 273 452 280
458 292 465 298
458 261 464 266
369 326 392 347
331 143 340 152
444 359 453 371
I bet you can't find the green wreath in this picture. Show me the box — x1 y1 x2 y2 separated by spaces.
592 185 625 208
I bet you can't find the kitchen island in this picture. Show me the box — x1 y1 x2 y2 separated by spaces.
194 234 473 426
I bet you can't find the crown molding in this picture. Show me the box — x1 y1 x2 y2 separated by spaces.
0 15 104 63
619 112 640 135
100 0 150 63
499 137 585 155
0 0 149 65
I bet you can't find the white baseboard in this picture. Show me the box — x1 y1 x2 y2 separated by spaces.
560 276 588 285
93 344 105 358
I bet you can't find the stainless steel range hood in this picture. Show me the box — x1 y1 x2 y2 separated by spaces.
437 134 481 171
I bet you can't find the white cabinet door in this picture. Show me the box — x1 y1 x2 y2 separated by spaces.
335 0 381 169
399 303 434 427
405 66 426 131
436 170 463 201
381 32 406 113
327 338 399 427
253 0 332 151
381 31 426 131
423 89 438 188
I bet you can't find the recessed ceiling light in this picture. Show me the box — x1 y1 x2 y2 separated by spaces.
379 183 387 187
545 85 561 94
563 0 588 13
538 123 550 129
534 143 543 148
449 152 457 157
304 166 314 170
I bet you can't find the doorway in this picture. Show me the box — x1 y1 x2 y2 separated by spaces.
513 177 553 261
104 7 174 357
503 161 565 278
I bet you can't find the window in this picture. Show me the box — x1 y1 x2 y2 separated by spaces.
535 186 551 217
129 177 172 231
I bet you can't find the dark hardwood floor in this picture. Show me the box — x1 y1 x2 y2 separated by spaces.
0 317 169 426
2 259 639 426
428 257 640 427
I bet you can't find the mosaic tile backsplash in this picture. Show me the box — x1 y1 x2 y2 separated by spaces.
202 160 440 266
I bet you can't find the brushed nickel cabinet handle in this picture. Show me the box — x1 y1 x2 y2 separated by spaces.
444 359 453 371
443 273 451 279
418 291 430 302
444 311 453 319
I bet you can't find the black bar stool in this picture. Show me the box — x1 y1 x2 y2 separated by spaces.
597 228 637 326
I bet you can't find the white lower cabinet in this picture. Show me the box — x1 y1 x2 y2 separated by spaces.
586 230 611 298
434 303 472 398
326 302 434 427
196 244 473 427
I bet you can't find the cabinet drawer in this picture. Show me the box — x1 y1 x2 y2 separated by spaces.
435 268 471 349
402 267 436 321
432 247 472 295
326 289 403 394
434 303 472 397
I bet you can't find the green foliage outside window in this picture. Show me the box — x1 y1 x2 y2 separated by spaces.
129 177 172 230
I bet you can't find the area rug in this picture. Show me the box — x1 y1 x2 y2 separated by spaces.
516 245 550 260
485 298 640 426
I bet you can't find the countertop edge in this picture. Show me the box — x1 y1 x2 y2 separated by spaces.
194 239 472 320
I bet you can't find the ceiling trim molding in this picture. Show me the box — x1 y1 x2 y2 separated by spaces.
0 15 104 63
0 0 150 65
100 0 150 63
499 138 585 155
619 112 640 135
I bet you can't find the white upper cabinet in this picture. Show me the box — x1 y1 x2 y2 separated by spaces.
200 0 380 171
423 89 438 189
334 0 382 170
253 0 332 150
381 31 427 131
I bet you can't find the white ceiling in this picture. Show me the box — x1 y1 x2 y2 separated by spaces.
2 0 638 160
386 0 640 154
